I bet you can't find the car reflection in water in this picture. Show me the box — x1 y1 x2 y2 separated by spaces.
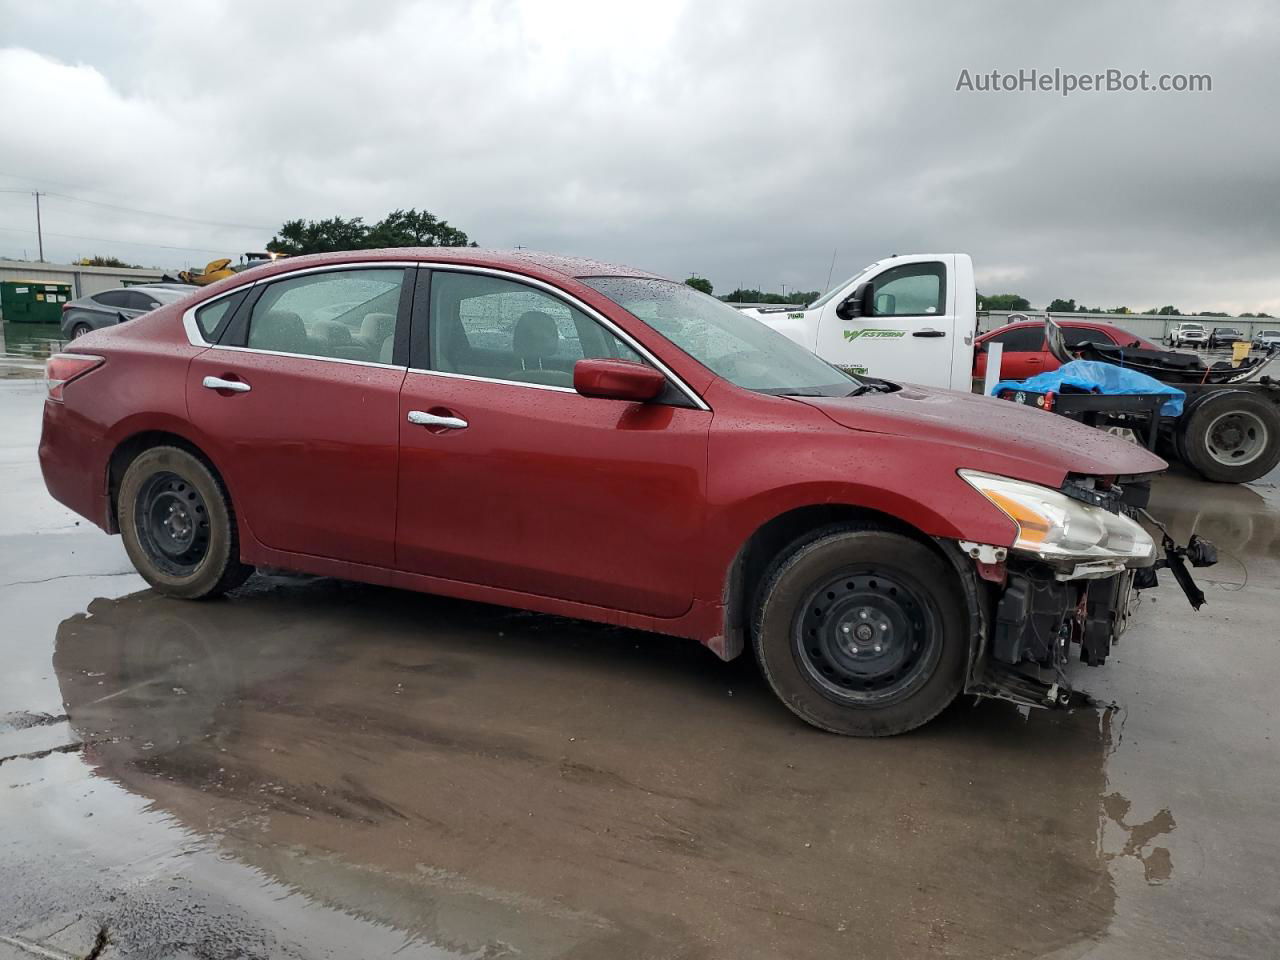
51 574 1129 959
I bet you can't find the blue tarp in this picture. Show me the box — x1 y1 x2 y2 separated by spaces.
992 359 1185 417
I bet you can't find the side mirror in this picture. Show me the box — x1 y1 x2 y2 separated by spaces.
836 282 871 321
116 311 130 324
574 358 665 402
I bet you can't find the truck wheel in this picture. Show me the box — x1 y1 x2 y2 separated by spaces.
753 526 967 736
1180 394 1280 483
118 446 253 598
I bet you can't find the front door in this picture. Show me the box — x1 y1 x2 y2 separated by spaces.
814 256 956 387
186 266 410 566
395 268 711 618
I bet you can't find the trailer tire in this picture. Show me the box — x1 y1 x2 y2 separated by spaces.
1180 393 1280 483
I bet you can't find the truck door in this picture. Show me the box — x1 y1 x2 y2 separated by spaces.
813 255 958 389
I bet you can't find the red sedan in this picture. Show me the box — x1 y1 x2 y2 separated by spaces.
974 319 1160 382
40 249 1163 735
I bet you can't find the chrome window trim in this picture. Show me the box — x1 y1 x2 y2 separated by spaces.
206 344 407 371
415 262 711 411
405 367 577 393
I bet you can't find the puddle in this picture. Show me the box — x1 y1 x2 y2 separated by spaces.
2 580 1125 958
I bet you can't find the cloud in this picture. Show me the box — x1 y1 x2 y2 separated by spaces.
1 0 1278 311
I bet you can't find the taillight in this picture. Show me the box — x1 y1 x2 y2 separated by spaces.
61 301 72 314
46 353 104 401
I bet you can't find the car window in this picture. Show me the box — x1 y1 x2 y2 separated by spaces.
1063 328 1113 348
194 292 247 340
868 262 946 317
989 327 1044 351
585 276 858 396
247 268 405 363
94 290 132 308
425 272 641 388
125 291 159 311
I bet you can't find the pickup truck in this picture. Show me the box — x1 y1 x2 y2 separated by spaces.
747 254 1280 483
740 253 976 391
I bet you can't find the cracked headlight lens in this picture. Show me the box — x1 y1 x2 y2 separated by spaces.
960 470 1155 565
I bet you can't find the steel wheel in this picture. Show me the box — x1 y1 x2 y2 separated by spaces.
1204 409 1269 466
132 470 212 577
794 570 942 706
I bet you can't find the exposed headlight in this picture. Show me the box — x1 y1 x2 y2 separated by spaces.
960 470 1155 566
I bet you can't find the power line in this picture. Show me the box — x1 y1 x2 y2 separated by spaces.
0 224 233 255
0 185 270 231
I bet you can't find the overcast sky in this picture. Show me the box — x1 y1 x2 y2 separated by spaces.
2 0 1278 312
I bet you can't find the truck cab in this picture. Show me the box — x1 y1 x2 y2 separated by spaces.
741 253 976 391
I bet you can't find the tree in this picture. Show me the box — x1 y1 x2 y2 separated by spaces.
979 293 1030 311
267 216 371 255
367 208 474 248
684 276 713 296
1196 310 1229 317
1149 305 1182 316
1046 298 1078 313
267 208 475 255
77 255 139 268
1241 312 1274 318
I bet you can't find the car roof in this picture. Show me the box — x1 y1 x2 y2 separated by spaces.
221 248 667 286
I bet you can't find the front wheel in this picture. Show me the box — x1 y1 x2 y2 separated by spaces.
118 446 253 598
752 527 967 736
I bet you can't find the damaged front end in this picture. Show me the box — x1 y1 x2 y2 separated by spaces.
952 471 1216 710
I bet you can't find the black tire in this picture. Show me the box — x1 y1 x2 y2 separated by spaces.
752 525 967 736
71 323 92 339
1180 393 1280 483
118 445 252 599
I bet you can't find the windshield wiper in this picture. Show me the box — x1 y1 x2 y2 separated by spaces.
846 382 889 396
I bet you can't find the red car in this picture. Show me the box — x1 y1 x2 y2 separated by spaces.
974 319 1159 382
40 250 1164 736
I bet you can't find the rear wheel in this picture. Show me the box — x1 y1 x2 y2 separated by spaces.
118 446 252 598
70 323 92 339
1180 394 1280 483
753 526 967 736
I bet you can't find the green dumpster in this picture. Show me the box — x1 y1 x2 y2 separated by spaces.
0 281 73 323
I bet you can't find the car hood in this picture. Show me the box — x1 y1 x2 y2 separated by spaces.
797 384 1167 482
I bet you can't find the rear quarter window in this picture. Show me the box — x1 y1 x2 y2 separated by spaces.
194 292 247 341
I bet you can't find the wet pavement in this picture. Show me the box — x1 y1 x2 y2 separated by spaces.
1 380 1277 959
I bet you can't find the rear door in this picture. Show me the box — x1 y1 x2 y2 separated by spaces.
186 265 412 566
813 255 955 387
394 267 711 618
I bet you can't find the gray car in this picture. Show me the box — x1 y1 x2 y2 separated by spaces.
61 284 192 340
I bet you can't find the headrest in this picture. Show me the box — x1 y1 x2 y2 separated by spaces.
512 311 559 360
360 312 395 341
252 311 308 353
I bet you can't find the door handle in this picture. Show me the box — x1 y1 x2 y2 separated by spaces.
202 375 251 393
912 329 946 338
407 410 468 429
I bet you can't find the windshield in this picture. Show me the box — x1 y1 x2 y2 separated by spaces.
806 262 879 311
584 277 860 396
149 289 189 303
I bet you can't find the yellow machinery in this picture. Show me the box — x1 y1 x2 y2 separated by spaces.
175 252 284 286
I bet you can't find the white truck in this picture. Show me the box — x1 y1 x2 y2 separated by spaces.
741 253 977 391
743 253 1280 483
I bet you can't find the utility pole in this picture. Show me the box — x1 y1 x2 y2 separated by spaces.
33 192 44 261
